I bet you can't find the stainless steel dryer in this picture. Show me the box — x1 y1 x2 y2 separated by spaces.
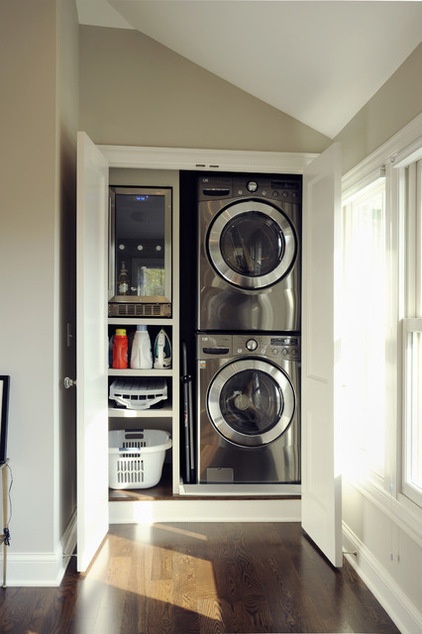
197 174 301 332
196 332 300 484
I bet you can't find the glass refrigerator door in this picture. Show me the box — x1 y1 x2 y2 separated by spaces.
109 186 172 302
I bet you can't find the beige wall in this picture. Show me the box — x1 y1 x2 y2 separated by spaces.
335 42 422 173
0 0 79 582
1 0 58 558
79 26 330 153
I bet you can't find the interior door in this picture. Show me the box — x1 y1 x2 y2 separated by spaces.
301 143 343 567
76 131 109 572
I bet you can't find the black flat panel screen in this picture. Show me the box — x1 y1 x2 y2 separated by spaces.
0 376 10 464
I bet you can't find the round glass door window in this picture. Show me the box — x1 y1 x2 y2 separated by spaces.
207 359 295 447
207 200 296 289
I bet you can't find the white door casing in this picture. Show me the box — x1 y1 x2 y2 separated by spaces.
301 143 343 567
76 132 109 572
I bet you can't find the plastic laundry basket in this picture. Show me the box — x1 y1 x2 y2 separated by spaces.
108 429 172 489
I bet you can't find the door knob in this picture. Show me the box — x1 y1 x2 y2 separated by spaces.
63 377 77 389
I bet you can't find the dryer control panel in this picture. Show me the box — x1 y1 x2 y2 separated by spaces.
198 174 302 203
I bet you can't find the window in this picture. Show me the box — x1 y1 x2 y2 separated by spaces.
341 177 389 481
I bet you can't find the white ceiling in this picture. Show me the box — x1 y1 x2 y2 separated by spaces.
76 0 422 138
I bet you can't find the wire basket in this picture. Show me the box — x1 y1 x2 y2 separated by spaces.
108 429 172 489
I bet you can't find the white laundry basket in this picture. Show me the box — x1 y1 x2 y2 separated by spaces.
108 429 172 489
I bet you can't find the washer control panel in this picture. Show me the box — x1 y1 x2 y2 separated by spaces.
233 334 300 362
197 333 232 358
197 333 300 362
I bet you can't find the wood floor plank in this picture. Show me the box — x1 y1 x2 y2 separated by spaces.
0 522 400 633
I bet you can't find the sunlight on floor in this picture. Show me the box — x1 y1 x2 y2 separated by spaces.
82 524 220 620
152 523 209 541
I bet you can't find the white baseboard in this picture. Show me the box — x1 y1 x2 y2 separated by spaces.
1 511 77 587
4 552 68 587
343 523 422 634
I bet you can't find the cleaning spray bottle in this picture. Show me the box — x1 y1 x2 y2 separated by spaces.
130 325 153 369
153 329 172 369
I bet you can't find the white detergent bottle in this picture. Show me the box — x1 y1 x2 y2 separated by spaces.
130 325 153 369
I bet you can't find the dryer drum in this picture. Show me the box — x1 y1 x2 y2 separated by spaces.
207 359 295 448
207 201 296 289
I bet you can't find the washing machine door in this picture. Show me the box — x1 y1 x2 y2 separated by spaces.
207 358 295 447
207 200 297 289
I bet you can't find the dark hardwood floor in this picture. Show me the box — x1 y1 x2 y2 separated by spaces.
0 522 400 634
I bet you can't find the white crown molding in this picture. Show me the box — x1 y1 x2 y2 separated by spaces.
98 144 318 174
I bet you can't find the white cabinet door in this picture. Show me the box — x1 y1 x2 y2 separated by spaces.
301 143 343 567
76 132 109 572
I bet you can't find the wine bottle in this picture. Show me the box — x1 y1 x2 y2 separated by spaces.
118 261 129 295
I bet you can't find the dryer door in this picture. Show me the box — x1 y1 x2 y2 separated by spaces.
207 200 297 289
208 359 295 447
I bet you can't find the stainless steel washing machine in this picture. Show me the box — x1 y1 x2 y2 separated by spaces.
196 332 300 484
197 174 301 332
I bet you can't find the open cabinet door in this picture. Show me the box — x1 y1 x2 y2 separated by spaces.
302 143 343 567
76 131 109 572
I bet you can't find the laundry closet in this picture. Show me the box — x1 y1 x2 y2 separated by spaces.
76 133 342 571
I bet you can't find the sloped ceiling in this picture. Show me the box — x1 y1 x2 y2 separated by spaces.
76 0 422 138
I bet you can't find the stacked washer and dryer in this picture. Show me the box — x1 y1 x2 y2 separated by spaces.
195 174 302 486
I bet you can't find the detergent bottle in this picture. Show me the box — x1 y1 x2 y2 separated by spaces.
130 325 153 369
112 329 128 369
153 329 172 368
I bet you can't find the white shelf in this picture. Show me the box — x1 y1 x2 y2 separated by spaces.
108 405 174 418
108 368 174 377
108 317 173 326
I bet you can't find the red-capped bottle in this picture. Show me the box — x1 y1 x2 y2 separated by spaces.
112 328 128 369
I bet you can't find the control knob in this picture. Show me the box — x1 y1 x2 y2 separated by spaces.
246 338 258 352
